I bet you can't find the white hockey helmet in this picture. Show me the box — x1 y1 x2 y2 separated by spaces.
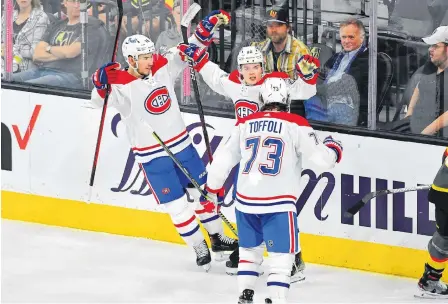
237 46 264 68
259 77 290 111
122 34 155 64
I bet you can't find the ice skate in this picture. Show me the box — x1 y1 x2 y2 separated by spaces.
415 263 448 299
226 248 239 275
238 289 254 304
290 251 306 283
209 233 238 261
193 240 212 272
265 298 272 303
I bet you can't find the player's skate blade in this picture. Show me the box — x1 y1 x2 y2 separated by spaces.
193 240 212 272
238 289 254 304
210 233 238 262
414 263 448 298
415 283 448 299
415 290 448 299
290 251 306 283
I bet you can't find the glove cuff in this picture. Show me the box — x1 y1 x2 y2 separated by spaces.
325 142 342 163
194 32 213 47
97 89 107 99
205 185 224 196
194 53 209 72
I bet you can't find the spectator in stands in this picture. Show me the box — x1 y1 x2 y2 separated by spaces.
140 1 176 43
405 26 448 137
155 0 181 54
1 0 49 74
11 0 105 89
87 1 107 26
250 5 310 80
308 18 387 127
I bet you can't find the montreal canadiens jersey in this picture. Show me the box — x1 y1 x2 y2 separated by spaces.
206 111 338 214
198 61 317 122
91 49 190 164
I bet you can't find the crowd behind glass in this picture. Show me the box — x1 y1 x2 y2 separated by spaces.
2 0 448 138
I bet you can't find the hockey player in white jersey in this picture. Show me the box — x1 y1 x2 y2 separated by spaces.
177 44 319 122
199 78 342 303
89 10 238 271
178 42 320 280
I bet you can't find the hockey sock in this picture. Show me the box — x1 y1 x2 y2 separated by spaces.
427 252 447 271
238 246 264 293
187 187 224 235
195 210 223 235
267 253 294 302
164 195 205 247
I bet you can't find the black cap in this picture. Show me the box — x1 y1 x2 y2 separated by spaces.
265 6 289 24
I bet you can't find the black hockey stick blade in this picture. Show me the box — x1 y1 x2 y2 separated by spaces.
344 185 431 218
344 190 389 218
89 0 123 187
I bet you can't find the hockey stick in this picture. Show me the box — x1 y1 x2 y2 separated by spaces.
344 185 431 218
151 131 238 238
180 2 214 163
89 0 124 187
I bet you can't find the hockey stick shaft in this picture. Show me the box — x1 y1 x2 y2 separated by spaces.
345 185 431 218
89 1 123 187
180 3 214 163
152 131 238 238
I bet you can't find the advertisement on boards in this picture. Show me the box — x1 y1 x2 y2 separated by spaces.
1 89 445 253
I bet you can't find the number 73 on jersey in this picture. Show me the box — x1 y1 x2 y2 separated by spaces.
242 136 285 176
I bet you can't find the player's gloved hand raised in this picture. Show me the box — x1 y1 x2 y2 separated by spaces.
92 62 135 98
296 54 320 85
194 10 231 46
92 62 122 90
198 186 225 214
323 136 343 163
177 43 209 72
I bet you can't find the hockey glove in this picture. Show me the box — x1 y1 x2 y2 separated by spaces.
323 136 343 163
194 10 231 46
198 186 225 214
296 54 320 85
92 62 121 90
92 62 136 98
177 43 209 72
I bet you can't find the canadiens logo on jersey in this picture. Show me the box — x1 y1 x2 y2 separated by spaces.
235 100 259 121
145 86 172 114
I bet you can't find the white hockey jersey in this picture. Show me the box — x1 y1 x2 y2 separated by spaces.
198 61 317 122
206 111 338 214
91 49 191 164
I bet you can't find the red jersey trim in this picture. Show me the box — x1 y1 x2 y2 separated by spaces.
228 70 241 84
151 54 168 75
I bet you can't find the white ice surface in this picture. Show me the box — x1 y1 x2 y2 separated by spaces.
1 220 441 303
